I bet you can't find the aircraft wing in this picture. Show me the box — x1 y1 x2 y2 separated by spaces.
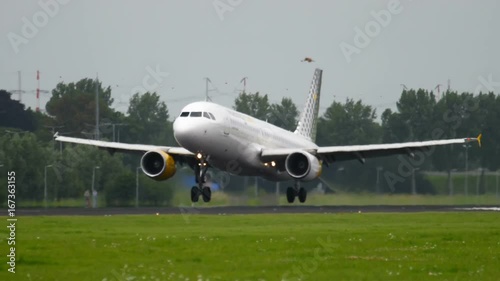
261 135 482 164
54 133 195 163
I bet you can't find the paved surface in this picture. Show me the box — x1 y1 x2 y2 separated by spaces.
16 205 500 216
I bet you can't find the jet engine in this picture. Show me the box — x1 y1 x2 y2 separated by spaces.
285 151 322 181
140 150 177 181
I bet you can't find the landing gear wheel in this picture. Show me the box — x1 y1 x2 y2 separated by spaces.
202 186 212 202
286 187 296 203
298 187 307 203
191 154 212 203
190 186 200 203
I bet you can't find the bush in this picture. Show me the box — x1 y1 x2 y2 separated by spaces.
104 171 135 206
140 179 175 206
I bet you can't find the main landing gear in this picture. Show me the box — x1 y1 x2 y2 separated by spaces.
286 182 307 203
191 154 212 203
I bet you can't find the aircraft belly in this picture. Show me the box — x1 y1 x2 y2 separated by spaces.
193 122 293 181
203 130 267 176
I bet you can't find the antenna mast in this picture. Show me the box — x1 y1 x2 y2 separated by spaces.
36 70 40 112
240 77 248 93
95 74 100 140
18 71 22 102
435 84 443 100
205 77 213 101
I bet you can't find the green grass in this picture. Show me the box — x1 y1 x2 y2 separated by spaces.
181 192 500 207
287 193 500 206
1 212 500 281
172 186 500 207
12 192 500 208
16 198 98 208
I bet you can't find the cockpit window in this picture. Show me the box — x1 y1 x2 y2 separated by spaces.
182 111 214 119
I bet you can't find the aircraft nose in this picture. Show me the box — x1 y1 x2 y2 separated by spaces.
173 118 188 145
173 114 213 151
173 117 201 147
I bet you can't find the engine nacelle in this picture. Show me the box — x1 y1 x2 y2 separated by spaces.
140 150 177 181
285 151 322 181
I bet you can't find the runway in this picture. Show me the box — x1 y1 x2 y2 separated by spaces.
17 205 500 216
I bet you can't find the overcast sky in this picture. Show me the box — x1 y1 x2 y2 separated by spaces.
1 0 499 119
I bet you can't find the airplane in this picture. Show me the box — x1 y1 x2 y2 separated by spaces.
55 68 482 203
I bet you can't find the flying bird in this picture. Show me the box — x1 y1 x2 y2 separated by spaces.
301 57 314 63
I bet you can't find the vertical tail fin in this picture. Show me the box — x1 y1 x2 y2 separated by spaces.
294 68 322 142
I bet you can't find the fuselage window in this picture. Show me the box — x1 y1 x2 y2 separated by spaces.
190 111 202 117
203 112 211 119
180 112 189 117
208 112 216 120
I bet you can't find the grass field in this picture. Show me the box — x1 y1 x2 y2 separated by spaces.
172 189 500 207
15 192 500 208
1 212 499 281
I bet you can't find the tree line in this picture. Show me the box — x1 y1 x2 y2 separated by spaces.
0 78 498 206
235 89 496 194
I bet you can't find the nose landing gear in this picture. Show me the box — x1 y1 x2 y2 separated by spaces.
191 154 212 203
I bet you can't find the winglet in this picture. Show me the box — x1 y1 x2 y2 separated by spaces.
477 133 482 147
53 132 59 139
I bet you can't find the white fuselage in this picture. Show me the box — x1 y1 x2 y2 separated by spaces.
173 101 317 181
